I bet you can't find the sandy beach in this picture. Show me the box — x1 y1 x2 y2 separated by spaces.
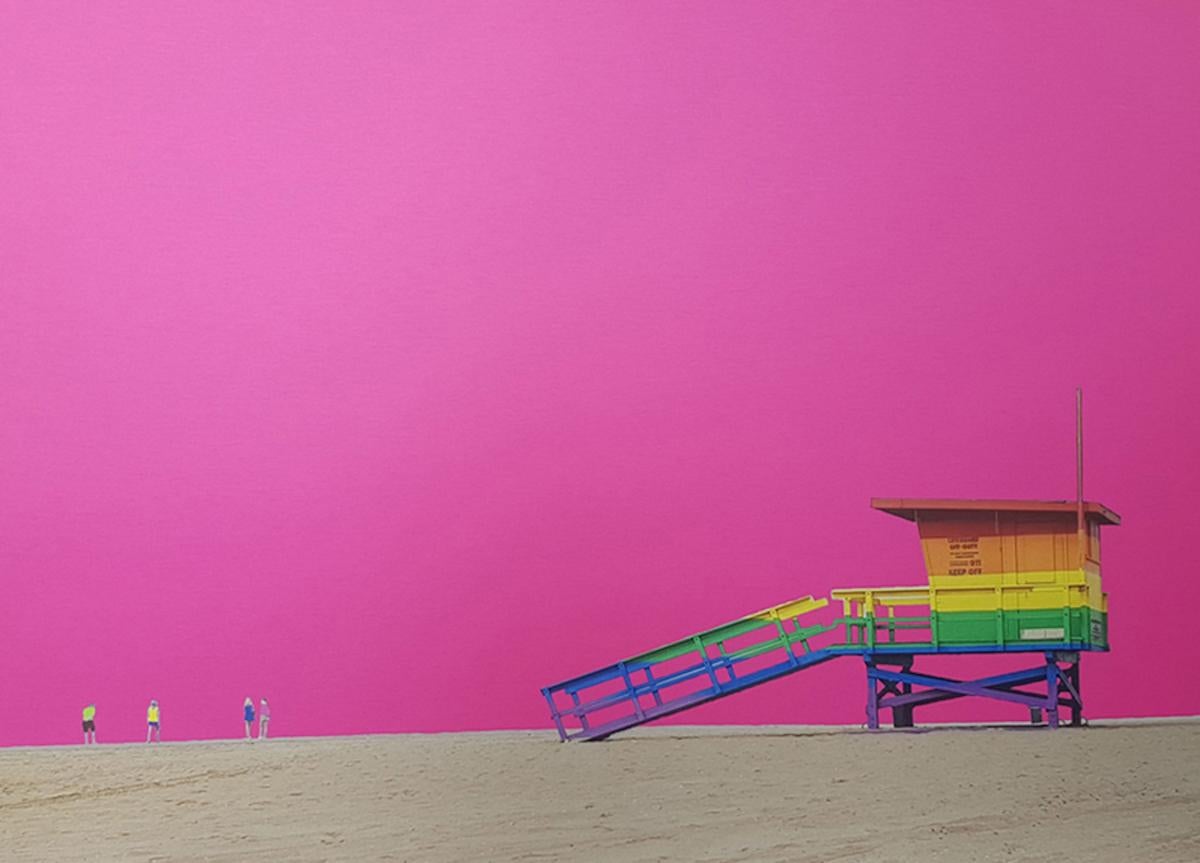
1 722 1197 862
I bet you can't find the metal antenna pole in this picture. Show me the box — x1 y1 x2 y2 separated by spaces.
1076 388 1086 566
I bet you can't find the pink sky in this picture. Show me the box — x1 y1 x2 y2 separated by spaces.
2 3 1199 745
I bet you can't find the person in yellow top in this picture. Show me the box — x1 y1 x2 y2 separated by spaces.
82 704 97 745
146 699 161 743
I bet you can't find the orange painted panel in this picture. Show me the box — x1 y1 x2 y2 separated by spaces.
913 510 1092 584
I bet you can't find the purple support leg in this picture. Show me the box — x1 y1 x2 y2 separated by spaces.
1049 652 1083 726
1069 661 1083 726
1046 658 1060 729
865 660 880 730
542 688 567 742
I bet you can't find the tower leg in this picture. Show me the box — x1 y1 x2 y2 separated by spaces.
867 655 916 729
866 659 880 730
1045 656 1060 729
892 657 915 727
1068 661 1083 726
893 681 914 728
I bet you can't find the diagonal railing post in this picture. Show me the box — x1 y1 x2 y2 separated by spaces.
644 667 664 706
774 617 799 666
570 690 590 732
617 662 644 721
693 637 723 694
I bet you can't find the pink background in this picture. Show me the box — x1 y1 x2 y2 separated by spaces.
2 3 1198 746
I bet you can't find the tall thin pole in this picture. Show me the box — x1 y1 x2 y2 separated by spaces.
1076 388 1086 566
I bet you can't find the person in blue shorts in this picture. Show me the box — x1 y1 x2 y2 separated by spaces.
243 697 255 741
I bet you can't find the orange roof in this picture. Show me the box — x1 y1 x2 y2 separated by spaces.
871 498 1121 526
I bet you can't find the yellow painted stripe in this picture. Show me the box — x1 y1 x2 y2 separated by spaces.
770 596 829 619
928 569 1091 588
830 583 1105 614
931 586 1103 613
744 595 829 623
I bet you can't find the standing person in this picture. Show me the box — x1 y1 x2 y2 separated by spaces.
146 699 161 743
82 704 97 745
243 697 255 741
257 698 270 740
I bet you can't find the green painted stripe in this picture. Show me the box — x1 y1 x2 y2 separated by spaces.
934 608 1107 647
698 617 775 647
628 616 775 664
630 640 700 665
627 607 1108 666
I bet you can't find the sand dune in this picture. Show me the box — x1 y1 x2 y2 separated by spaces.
1 722 1197 862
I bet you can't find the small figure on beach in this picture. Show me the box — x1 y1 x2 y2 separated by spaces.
258 698 270 740
243 697 255 740
82 704 97 745
146 699 161 743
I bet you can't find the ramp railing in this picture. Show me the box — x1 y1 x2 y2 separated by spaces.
541 595 842 741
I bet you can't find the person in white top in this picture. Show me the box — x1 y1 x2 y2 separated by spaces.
258 698 271 740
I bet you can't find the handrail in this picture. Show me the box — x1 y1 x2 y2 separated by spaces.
542 594 831 692
831 586 931 617
832 581 1098 617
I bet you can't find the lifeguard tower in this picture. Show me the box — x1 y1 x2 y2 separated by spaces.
541 392 1119 739
839 496 1118 730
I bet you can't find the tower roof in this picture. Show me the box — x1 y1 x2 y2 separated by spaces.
871 498 1121 526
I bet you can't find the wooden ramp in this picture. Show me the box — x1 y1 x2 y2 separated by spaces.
540 596 851 741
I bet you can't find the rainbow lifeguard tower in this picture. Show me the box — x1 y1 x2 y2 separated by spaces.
541 396 1119 740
